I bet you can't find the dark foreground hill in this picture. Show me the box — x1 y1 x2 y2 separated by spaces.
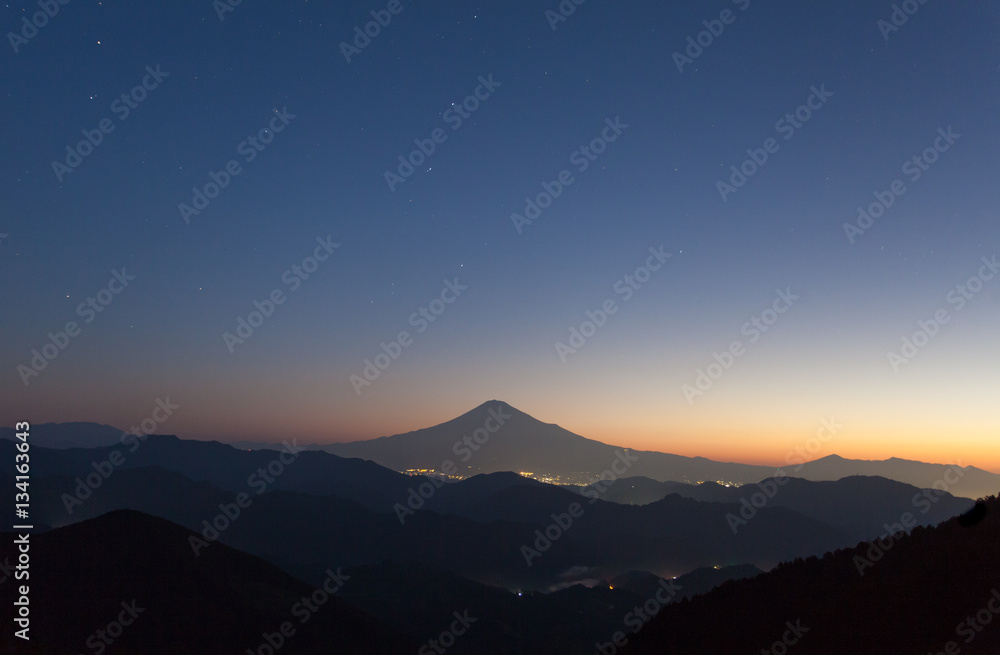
623 496 1000 655
0 510 417 655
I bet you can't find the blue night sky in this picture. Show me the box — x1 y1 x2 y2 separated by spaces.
3 0 999 470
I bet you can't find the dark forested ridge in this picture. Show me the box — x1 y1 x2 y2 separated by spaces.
624 497 1000 655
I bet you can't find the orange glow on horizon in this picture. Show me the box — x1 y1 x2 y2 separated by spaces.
169 399 1000 475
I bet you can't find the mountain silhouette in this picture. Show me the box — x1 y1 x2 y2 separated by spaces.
322 401 1000 497
325 400 781 484
581 474 973 541
623 496 1000 654
9 408 998 496
8 457 859 590
0 421 125 448
2 419 994 654
0 510 417 654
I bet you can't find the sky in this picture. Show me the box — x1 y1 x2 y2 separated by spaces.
2 1 999 472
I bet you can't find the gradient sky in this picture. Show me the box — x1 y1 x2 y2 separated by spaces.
3 1 999 472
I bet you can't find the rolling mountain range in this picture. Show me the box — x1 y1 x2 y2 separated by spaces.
2 406 997 653
0 435 975 589
6 400 998 497
1 450 847 589
320 401 1000 498
578 474 972 542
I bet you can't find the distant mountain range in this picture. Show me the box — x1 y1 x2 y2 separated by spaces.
321 401 776 485
1 410 995 654
321 401 1000 498
0 421 126 448
578 474 973 542
0 436 974 591
8 400 997 497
